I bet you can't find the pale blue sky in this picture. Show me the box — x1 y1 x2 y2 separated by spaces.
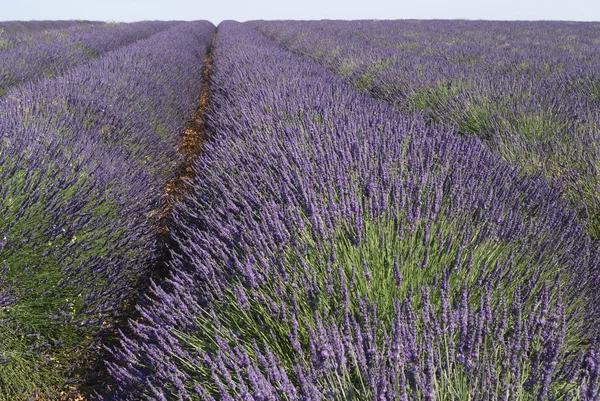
1 0 599 24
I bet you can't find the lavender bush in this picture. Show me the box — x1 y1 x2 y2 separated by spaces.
251 20 600 238
106 22 600 400
0 20 214 399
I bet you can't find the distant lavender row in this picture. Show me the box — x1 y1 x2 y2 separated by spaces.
0 22 104 55
0 20 214 399
252 20 600 237
0 20 178 96
251 19 600 129
107 22 600 400
0 20 98 35
0 21 102 53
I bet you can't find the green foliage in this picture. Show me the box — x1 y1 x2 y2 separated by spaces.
408 81 463 113
0 157 130 399
351 57 395 91
73 42 99 58
171 204 585 398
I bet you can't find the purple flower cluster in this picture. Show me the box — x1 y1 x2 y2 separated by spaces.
0 21 179 96
251 20 600 237
0 20 214 397
106 22 600 400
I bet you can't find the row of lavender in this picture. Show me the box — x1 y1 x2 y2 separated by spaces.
252 20 600 237
0 20 178 96
0 21 98 57
0 20 97 35
106 22 600 400
0 20 214 399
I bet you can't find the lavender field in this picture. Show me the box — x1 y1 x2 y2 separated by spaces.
0 18 599 401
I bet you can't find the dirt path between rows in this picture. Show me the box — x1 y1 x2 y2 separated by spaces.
163 30 216 210
154 28 216 278
74 29 217 401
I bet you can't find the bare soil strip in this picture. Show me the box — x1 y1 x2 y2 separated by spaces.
152 30 216 278
162 30 216 214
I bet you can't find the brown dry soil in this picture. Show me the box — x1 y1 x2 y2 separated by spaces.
161 30 216 223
